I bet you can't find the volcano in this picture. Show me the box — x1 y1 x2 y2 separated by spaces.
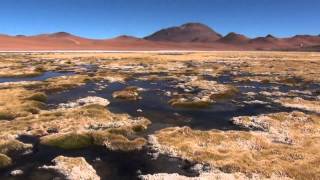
144 23 222 43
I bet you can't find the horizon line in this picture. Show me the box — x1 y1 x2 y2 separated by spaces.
1 22 319 40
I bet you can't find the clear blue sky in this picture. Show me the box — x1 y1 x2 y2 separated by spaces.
0 0 319 38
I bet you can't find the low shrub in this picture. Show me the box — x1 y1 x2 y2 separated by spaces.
40 132 93 150
27 92 48 102
0 154 11 168
0 111 15 120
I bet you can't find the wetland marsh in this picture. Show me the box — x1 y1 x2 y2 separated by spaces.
0 51 319 180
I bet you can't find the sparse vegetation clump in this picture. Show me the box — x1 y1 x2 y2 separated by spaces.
0 112 15 120
1 52 320 178
40 132 93 149
150 111 320 179
169 79 238 108
40 130 148 151
0 139 33 156
26 92 48 102
276 97 320 113
91 130 147 151
169 97 211 108
210 85 239 100
0 88 46 120
0 153 12 168
0 67 42 78
42 74 91 92
95 71 129 83
0 139 32 169
112 86 142 100
30 102 150 151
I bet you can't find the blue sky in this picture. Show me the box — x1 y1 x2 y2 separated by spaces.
0 0 319 38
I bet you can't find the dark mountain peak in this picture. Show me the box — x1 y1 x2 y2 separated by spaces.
266 34 276 39
250 34 279 44
116 35 133 38
226 32 238 36
49 32 73 37
34 32 74 38
180 22 213 30
112 35 140 41
16 35 26 37
144 22 222 42
225 32 246 38
218 32 249 44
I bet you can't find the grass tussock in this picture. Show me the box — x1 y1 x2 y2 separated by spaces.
153 125 320 179
0 88 46 119
0 139 32 156
0 111 15 120
91 131 146 151
169 99 211 108
40 132 93 150
132 124 148 132
26 92 48 102
43 75 91 92
40 130 147 151
78 104 110 119
0 68 42 78
0 153 12 168
112 86 140 100
210 85 239 100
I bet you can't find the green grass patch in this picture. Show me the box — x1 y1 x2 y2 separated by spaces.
0 111 15 120
0 154 12 168
169 99 211 108
91 131 147 151
0 140 32 156
40 132 93 150
132 124 147 132
27 92 48 102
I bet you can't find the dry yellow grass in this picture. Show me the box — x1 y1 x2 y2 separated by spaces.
42 74 91 92
0 103 150 153
33 51 320 62
0 88 46 120
1 52 319 177
151 111 320 179
30 51 320 84
276 98 320 113
152 124 320 179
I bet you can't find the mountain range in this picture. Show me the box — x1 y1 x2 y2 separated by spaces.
0 22 319 51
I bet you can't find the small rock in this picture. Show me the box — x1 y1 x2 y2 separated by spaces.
41 156 100 180
245 92 257 97
243 100 269 105
59 96 110 108
136 169 142 175
10 169 23 176
164 91 172 96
